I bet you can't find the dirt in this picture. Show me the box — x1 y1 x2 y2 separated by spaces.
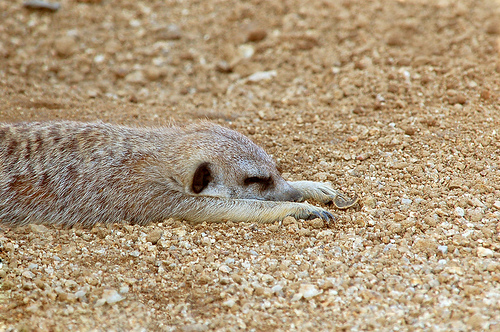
1 0 500 330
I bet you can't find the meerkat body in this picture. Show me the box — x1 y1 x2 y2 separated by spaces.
0 121 357 227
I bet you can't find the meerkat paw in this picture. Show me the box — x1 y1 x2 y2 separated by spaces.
289 203 335 222
288 181 359 209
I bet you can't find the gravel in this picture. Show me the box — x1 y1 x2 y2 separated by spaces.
1 0 500 330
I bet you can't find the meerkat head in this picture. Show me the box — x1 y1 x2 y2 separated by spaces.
177 123 302 202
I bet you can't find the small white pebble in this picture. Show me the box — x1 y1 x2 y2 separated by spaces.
454 207 465 217
438 245 448 254
95 298 106 307
261 274 274 284
477 247 494 258
26 304 40 313
219 265 232 273
238 44 255 59
299 284 322 299
247 70 277 82
129 19 141 27
103 289 125 304
94 54 105 63
317 230 333 238
271 285 283 293
75 290 87 298
401 198 412 205
222 298 236 308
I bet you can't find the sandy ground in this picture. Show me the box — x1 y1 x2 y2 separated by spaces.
1 0 500 330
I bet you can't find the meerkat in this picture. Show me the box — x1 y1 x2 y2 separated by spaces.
0 121 358 227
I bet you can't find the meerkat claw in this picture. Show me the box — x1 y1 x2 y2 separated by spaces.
305 210 335 222
321 210 336 222
332 193 359 210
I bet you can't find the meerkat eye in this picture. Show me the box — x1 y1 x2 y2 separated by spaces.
192 162 213 194
244 176 273 188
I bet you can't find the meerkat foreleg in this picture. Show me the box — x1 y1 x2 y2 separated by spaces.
167 195 335 224
288 181 341 203
288 181 359 209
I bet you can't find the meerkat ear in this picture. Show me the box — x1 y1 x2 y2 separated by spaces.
191 162 213 194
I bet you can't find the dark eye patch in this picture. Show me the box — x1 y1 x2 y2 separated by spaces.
244 176 273 188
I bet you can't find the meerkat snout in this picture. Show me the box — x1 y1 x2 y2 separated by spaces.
188 159 302 202
240 171 303 202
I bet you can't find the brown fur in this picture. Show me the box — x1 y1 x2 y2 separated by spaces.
0 121 353 227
